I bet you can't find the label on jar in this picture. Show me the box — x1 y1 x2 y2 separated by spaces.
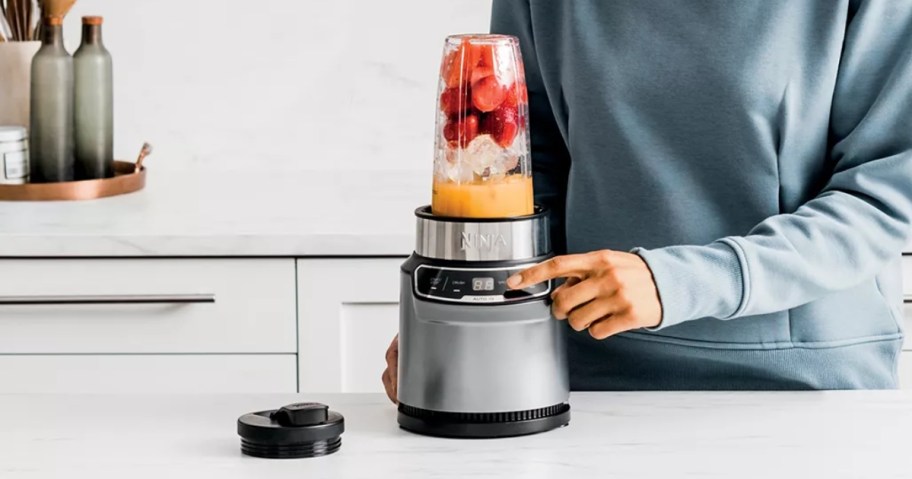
3 151 29 182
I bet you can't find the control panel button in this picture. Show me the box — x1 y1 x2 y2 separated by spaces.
414 265 550 305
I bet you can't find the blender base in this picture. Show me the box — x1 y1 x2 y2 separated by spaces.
397 403 570 439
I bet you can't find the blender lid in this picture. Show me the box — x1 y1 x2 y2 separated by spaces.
237 402 345 459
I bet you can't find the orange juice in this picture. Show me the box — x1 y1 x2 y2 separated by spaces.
432 175 533 218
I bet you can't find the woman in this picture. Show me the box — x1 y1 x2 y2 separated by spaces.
383 0 912 397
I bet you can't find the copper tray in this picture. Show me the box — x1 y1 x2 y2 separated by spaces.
0 161 146 201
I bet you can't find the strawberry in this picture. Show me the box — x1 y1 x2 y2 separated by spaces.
471 75 507 112
439 86 471 116
443 120 458 146
442 40 483 89
443 113 480 148
477 43 496 69
470 66 495 86
502 82 528 108
462 114 480 145
503 85 518 108
481 105 519 148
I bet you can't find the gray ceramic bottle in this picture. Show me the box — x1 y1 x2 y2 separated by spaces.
29 16 74 183
74 16 113 179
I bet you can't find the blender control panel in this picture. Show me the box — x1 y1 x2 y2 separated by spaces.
414 265 551 304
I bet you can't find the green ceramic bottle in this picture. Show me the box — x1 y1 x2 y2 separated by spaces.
29 16 74 183
74 16 114 179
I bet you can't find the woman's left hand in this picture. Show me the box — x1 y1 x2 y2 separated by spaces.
507 251 663 339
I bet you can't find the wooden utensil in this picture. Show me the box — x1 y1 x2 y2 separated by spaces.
6 0 17 40
13 0 23 40
23 0 29 39
0 9 11 41
0 2 6 41
40 0 74 20
4 0 34 41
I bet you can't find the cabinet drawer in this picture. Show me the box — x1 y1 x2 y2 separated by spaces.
298 258 402 393
902 255 912 294
0 354 297 393
903 303 912 351
0 259 296 353
900 352 912 390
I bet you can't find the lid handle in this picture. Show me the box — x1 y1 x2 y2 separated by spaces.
270 402 329 427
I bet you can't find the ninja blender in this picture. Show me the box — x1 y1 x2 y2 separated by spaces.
396 34 570 438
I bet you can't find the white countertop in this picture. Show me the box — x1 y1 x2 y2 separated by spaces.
1 392 910 478
0 170 427 257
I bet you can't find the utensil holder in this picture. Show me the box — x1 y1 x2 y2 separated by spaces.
0 41 42 128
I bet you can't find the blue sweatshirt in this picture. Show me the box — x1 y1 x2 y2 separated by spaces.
491 0 912 389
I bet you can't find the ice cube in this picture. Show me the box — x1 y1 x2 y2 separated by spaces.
441 147 475 182
502 131 526 171
463 134 504 176
493 44 517 87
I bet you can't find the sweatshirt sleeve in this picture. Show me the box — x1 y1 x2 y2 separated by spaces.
636 0 912 329
491 0 572 254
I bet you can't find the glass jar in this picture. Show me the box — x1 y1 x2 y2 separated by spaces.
0 126 29 184
431 34 532 218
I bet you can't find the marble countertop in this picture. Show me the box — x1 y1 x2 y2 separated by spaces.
0 169 427 257
1 392 909 478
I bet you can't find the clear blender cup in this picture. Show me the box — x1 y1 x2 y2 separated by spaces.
431 34 532 218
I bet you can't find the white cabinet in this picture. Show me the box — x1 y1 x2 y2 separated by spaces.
903 302 912 351
0 355 297 393
901 301 911 390
901 353 912 390
0 255 904 393
0 259 296 353
0 258 297 393
900 256 911 388
297 258 404 393
901 256 912 295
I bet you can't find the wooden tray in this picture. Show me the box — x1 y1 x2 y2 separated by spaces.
0 161 146 201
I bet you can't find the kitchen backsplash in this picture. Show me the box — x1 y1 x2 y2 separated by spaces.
57 0 492 172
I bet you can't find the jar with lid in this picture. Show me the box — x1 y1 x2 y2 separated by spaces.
0 126 30 184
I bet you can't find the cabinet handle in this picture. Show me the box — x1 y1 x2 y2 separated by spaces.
0 294 216 305
905 295 912 304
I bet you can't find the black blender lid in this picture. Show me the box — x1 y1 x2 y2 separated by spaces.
238 402 344 459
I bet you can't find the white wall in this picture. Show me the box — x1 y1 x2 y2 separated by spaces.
60 0 493 172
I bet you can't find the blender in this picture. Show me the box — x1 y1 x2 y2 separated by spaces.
397 34 570 438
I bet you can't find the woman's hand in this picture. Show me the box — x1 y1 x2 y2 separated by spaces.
381 335 399 404
507 251 662 338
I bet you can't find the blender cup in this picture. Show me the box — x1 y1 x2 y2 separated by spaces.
432 34 533 218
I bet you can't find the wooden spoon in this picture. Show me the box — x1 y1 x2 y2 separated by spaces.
40 0 75 20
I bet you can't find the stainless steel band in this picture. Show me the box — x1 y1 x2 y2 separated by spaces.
414 206 550 261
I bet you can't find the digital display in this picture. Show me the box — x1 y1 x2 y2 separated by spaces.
472 277 495 291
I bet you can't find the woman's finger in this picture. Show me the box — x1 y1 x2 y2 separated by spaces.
390 355 398 402
385 336 398 363
507 254 592 289
587 312 639 340
383 336 399 404
549 276 580 300
551 278 603 320
382 368 396 404
567 294 624 332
